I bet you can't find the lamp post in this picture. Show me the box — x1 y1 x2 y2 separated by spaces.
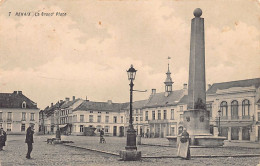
120 64 141 161
125 64 137 150
218 109 221 136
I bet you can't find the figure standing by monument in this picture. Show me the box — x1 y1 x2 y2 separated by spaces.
177 128 191 160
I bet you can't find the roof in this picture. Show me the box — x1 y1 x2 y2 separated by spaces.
60 98 81 109
178 95 188 104
144 89 186 108
44 101 65 117
74 101 128 112
126 100 148 110
207 78 260 95
0 91 38 109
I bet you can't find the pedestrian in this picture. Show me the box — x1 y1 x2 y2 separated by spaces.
0 128 7 150
177 128 191 160
99 128 105 143
25 123 35 159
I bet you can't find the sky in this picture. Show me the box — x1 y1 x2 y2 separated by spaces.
0 0 259 109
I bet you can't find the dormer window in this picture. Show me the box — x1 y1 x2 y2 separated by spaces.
22 101 27 108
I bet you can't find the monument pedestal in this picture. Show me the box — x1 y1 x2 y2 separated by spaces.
183 109 225 147
119 150 141 161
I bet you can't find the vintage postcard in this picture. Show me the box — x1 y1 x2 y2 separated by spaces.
0 0 259 165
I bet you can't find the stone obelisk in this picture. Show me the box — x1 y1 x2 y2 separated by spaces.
184 8 210 138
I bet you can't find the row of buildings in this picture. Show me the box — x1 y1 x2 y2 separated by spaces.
0 66 259 142
38 65 260 142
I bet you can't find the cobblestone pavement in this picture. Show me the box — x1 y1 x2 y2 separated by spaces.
0 135 259 166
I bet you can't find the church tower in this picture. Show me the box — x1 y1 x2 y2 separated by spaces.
164 57 174 96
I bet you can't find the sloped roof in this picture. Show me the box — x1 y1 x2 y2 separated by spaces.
60 98 81 109
0 91 38 109
144 89 186 108
74 101 128 112
125 100 148 110
178 95 188 104
207 78 260 94
44 101 65 117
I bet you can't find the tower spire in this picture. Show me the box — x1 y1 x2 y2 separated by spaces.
164 57 174 94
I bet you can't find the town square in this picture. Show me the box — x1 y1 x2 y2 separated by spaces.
0 0 260 165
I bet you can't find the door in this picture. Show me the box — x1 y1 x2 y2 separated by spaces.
220 127 228 140
113 126 117 136
119 126 124 137
231 127 239 140
242 127 250 140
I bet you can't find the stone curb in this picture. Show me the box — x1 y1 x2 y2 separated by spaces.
141 143 260 149
61 143 260 159
62 144 119 156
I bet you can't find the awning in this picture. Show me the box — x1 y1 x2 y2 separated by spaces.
59 124 68 128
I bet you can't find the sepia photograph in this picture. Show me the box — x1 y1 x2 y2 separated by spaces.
0 0 259 165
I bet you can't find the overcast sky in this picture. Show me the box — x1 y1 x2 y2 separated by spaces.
0 0 259 109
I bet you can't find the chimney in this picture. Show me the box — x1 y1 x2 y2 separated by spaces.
208 84 212 90
107 100 112 104
72 96 75 101
51 103 53 107
86 96 88 101
151 89 156 95
65 97 70 102
18 91 22 94
183 83 187 89
13 91 17 94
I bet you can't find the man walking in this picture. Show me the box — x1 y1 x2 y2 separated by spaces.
99 128 105 143
25 124 34 159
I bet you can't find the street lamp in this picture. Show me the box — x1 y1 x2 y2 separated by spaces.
126 64 137 150
218 109 221 136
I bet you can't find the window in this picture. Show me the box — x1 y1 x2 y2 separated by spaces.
7 123 11 131
152 111 155 120
258 112 260 121
180 106 183 111
89 115 93 122
0 112 2 121
80 115 84 122
163 110 167 120
231 100 239 119
136 117 138 121
106 112 109 114
80 125 84 132
113 116 117 123
171 109 174 120
140 117 143 121
136 109 139 114
105 116 109 123
90 111 93 113
258 105 260 110
105 126 109 133
242 99 250 118
121 116 123 123
206 103 212 117
7 112 12 121
145 111 148 121
30 113 35 121
0 123 2 128
97 115 101 123
22 101 26 108
220 101 228 117
22 112 26 121
98 111 101 114
158 110 161 120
